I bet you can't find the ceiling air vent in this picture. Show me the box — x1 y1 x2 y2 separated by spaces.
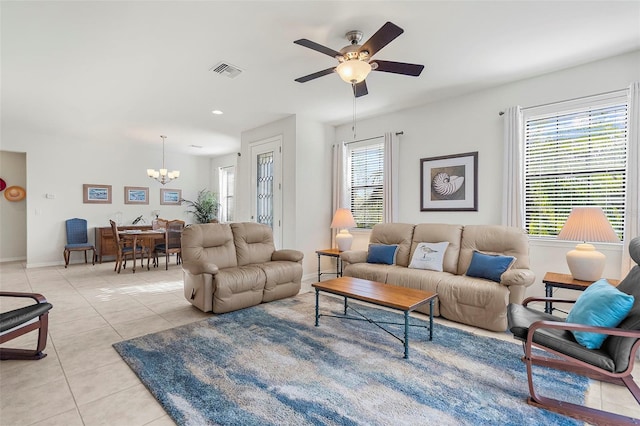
210 61 243 79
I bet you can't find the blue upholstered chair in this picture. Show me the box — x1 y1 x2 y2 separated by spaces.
63 218 96 268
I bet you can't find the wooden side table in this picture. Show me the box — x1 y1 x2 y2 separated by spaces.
542 272 620 314
316 248 343 282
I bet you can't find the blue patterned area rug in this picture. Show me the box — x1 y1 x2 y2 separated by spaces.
113 293 588 426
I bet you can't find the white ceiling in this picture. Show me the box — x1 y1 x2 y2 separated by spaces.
2 1 639 156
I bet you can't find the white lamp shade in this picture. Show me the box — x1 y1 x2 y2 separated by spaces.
557 207 619 243
558 207 619 281
330 208 356 229
336 60 372 84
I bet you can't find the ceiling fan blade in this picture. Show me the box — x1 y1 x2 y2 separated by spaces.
295 67 336 83
353 80 368 98
359 22 404 58
294 39 342 58
372 60 424 76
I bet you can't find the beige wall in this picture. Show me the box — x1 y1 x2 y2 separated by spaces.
0 151 27 261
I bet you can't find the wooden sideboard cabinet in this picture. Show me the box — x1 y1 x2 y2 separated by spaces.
95 225 152 263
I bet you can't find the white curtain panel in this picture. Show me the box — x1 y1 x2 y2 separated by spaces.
501 106 524 228
383 132 399 223
331 142 347 247
622 82 640 277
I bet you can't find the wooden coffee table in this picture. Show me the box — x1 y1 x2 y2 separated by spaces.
312 276 437 359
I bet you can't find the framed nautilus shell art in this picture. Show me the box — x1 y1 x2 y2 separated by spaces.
420 152 478 211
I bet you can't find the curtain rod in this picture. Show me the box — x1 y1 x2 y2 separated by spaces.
343 131 403 145
498 87 627 116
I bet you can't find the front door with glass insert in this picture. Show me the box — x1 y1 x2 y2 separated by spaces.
249 136 282 248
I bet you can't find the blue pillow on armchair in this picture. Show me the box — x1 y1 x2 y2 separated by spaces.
366 244 399 265
566 279 635 349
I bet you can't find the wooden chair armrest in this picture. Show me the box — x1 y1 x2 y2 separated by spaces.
528 319 640 341
0 292 48 303
522 296 577 306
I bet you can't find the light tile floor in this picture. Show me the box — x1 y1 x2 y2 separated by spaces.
1 260 639 425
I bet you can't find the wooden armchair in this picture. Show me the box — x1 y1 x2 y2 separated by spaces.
507 237 640 425
0 292 53 360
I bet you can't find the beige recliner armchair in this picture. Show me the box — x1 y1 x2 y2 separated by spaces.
181 222 303 313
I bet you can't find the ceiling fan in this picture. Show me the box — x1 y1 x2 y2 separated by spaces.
294 21 424 97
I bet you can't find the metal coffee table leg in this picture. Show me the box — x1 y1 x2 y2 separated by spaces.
315 289 320 326
429 299 434 341
404 310 410 359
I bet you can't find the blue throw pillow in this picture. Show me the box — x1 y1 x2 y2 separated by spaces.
466 251 515 283
566 279 635 349
366 244 399 265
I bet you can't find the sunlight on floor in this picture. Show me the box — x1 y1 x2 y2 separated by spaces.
93 281 184 301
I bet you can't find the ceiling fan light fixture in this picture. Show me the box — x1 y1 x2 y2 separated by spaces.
336 59 371 84
294 22 422 95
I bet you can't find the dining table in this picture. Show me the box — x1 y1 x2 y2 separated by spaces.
118 229 165 272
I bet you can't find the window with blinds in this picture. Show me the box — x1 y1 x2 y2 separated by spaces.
524 98 628 239
219 165 235 223
347 139 384 229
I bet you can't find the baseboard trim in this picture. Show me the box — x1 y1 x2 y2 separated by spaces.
0 256 27 263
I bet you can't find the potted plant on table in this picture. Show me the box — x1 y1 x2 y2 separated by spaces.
182 189 219 224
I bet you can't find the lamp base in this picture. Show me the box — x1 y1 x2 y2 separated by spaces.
566 243 606 282
335 229 353 252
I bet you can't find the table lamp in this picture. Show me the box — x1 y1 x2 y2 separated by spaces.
557 207 620 281
331 208 357 252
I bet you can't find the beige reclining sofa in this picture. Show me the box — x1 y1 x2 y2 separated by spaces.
341 223 535 331
181 222 303 313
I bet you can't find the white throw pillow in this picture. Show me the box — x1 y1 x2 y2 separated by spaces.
409 242 450 272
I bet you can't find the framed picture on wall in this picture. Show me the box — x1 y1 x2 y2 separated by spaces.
160 188 182 205
420 151 478 211
124 186 149 205
83 184 112 204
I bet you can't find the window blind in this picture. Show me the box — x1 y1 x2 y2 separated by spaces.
348 140 384 229
524 102 628 239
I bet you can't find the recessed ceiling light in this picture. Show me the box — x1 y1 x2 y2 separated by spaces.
212 110 224 115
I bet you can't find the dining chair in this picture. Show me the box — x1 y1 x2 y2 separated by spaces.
151 219 168 268
63 218 96 268
154 219 184 270
109 220 148 273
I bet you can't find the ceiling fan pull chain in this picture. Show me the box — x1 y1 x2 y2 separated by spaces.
352 83 357 139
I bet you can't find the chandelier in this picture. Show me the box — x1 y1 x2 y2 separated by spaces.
147 135 180 185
